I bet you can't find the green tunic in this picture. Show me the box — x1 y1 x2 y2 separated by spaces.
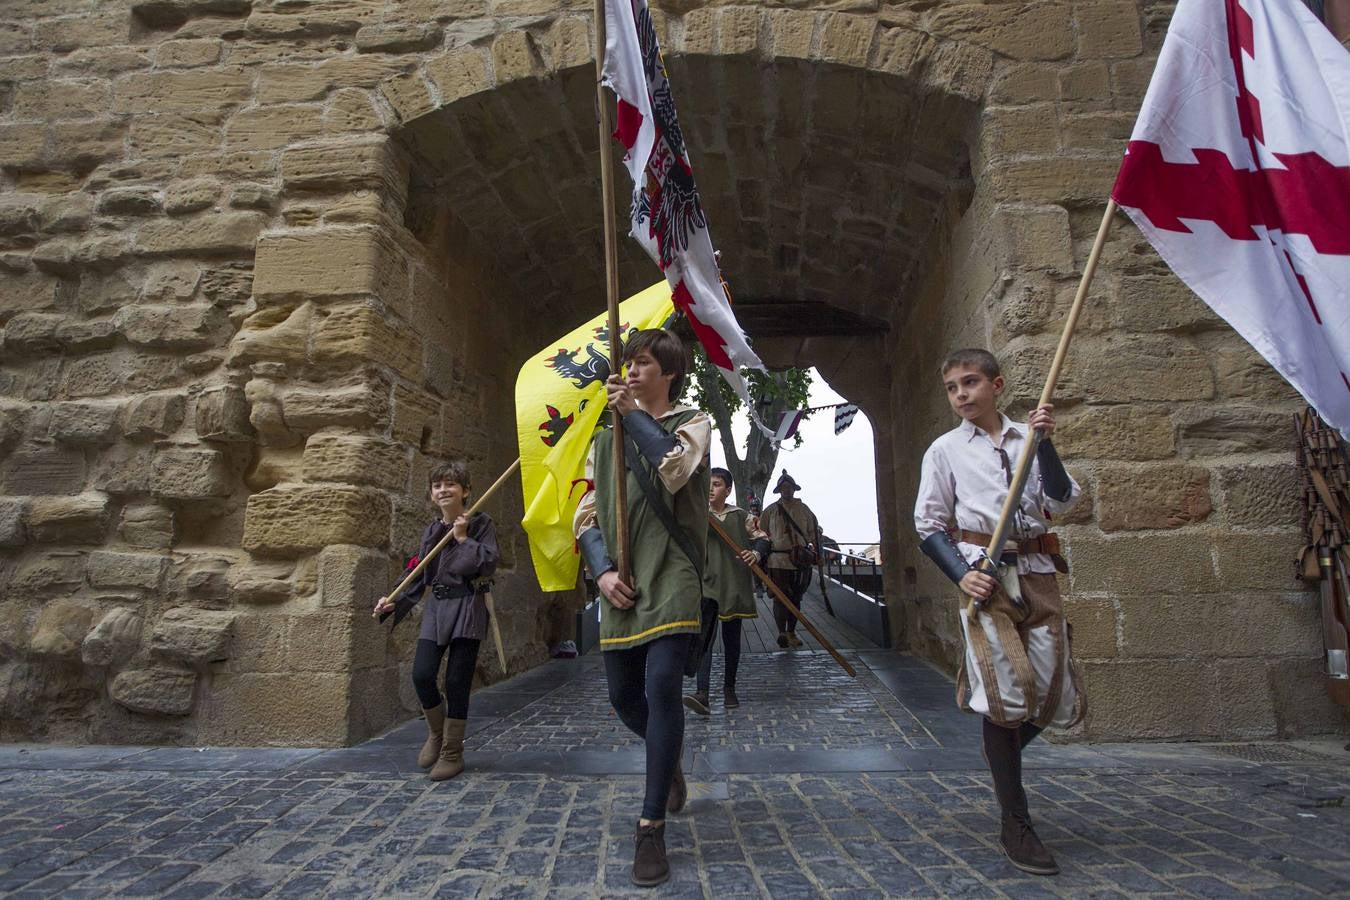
705 506 758 621
593 409 710 650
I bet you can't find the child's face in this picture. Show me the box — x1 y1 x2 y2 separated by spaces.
430 479 467 509
943 363 1004 423
625 349 675 405
709 476 731 506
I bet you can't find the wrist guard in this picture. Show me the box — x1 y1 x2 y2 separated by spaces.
579 527 616 580
750 537 771 562
1036 438 1072 502
919 532 972 587
622 409 678 467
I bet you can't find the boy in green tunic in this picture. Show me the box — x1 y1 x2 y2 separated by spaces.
684 467 769 715
572 328 712 888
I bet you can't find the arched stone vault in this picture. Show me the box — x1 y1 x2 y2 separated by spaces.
0 0 1336 747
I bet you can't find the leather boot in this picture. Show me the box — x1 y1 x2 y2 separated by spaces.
416 705 445 769
723 686 740 709
776 632 790 648
1001 811 1059 875
667 753 687 814
786 632 803 648
631 821 669 887
429 718 466 781
682 691 710 716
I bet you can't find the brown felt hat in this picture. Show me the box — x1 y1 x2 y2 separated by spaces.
773 471 800 493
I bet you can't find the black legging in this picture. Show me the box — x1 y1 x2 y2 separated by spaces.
695 617 743 695
770 568 810 633
604 633 691 822
412 638 480 719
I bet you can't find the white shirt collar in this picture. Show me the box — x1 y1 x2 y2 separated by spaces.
959 413 1024 443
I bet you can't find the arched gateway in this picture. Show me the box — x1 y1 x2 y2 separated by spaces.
0 1 1334 746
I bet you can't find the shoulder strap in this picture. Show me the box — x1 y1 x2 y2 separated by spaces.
782 504 815 545
623 436 703 581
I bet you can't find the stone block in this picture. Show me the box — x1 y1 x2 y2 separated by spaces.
163 177 222 216
303 433 409 490
30 600 97 660
257 56 407 104
0 123 45 170
1174 406 1291 458
87 550 168 591
1070 533 1216 595
0 498 24 548
1063 595 1117 658
135 212 267 257
151 607 237 665
318 544 389 609
46 119 130 172
49 400 122 444
123 393 187 440
56 318 118 352
82 607 144 668
927 3 1074 61
77 269 138 315
312 301 422 382
0 603 29 659
1075 0 1143 59
981 106 1059 162
252 227 407 303
1069 334 1215 403
1112 273 1221 333
26 493 111 544
424 47 492 105
392 384 442 449
113 67 253 114
157 38 223 67
40 193 96 234
195 386 253 442
3 312 64 355
986 157 1119 205
281 379 392 432
991 204 1073 272
2 445 86 495
492 30 543 82
1217 464 1300 529
1054 405 1174 461
232 576 293 605
768 10 816 60
172 554 236 603
1213 658 1279 737
1269 657 1346 737
90 443 155 496
1059 61 1111 103
1120 592 1318 660
1212 531 1304 593
989 62 1058 105
242 485 390 556
34 10 129 52
323 88 383 134
246 0 379 38
1080 659 1222 740
1211 341 1298 402
543 16 590 70
110 667 197 716
151 448 233 499
378 71 437 123
1096 464 1211 531
355 21 441 53
225 103 325 151
120 503 176 549
97 187 162 217
8 552 86 596
228 183 276 211
0 271 63 319
197 671 348 745
14 80 110 120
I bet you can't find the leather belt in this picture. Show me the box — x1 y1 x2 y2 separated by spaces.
956 529 1068 574
432 584 474 601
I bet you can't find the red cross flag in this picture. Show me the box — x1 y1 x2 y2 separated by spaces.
1112 0 1350 434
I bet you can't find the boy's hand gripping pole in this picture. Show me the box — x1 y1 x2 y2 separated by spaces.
708 515 856 678
594 0 632 587
374 458 522 619
966 200 1117 619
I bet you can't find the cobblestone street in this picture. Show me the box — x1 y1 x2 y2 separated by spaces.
3 641 1349 898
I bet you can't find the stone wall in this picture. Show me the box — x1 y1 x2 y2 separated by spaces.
0 0 1339 744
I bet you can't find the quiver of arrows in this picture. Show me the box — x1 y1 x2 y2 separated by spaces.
1296 408 1350 709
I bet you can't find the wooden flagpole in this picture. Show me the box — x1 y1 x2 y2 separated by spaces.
707 515 856 678
374 458 521 616
594 0 632 586
968 200 1118 614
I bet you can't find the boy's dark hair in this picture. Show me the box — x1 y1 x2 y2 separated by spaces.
428 460 472 498
624 328 688 402
709 467 733 486
940 348 1001 380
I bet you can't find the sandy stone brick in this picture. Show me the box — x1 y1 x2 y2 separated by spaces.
1075 0 1143 59
252 227 408 303
0 498 26 548
355 21 441 54
1210 340 1299 402
136 211 267 257
90 443 155 495
1080 659 1222 739
282 379 392 432
29 600 97 660
50 119 131 172
113 68 252 113
110 668 197 716
120 503 176 548
303 433 408 490
312 302 423 382
378 71 438 123
26 493 112 544
425 47 492 105
131 113 226 158
1063 595 1117 658
1059 61 1111 103
989 62 1060 105
2 446 85 495
1072 334 1215 403
163 177 222 214
195 386 253 443
391 384 442 449
151 607 237 664
49 400 121 444
985 157 1119 205
151 448 232 499
33 10 129 52
317 543 389 609
116 304 229 349
1070 533 1217 595
1059 110 1134 154
225 104 326 151
8 553 86 596
87 550 168 591
198 672 347 744
81 607 143 667
3 311 64 354
281 139 407 196
1055 405 1175 461
927 3 1074 61
123 393 187 440
324 88 383 133
543 16 590 70
1217 464 1300 529
14 80 109 119
991 204 1073 273
1120 593 1319 661
719 7 764 57
157 38 223 67
1212 531 1304 593
55 46 152 76
1096 464 1212 532
97 187 162 217
0 124 45 169
492 30 543 82
1173 406 1291 458
242 485 390 555
257 57 409 104
246 0 381 38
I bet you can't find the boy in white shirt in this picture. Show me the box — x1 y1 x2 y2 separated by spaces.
913 348 1084 876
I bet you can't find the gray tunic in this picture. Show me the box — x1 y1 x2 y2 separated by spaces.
396 513 499 646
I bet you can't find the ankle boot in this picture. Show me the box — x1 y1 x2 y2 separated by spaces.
723 686 740 709
631 821 669 887
682 691 710 715
786 632 803 648
1000 811 1059 875
417 706 445 769
667 752 687 814
429 718 466 781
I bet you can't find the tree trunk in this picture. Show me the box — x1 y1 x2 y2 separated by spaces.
696 364 794 513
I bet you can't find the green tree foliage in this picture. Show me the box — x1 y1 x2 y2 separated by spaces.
684 348 812 511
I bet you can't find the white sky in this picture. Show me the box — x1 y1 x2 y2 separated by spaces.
708 368 881 549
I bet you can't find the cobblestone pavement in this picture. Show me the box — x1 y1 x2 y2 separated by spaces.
2 649 1349 898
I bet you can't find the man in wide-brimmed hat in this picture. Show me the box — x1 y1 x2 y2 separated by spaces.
760 471 820 648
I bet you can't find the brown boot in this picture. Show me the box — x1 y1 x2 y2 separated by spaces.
429 718 466 781
723 686 740 709
682 691 710 715
1000 812 1059 875
416 705 445 769
631 821 669 887
667 756 687 814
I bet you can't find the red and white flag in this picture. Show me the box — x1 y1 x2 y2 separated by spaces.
601 0 767 411
1112 0 1350 433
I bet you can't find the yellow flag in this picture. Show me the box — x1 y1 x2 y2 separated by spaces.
516 282 675 591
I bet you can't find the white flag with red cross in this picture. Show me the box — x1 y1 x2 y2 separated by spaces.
601 0 767 411
1112 0 1350 433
